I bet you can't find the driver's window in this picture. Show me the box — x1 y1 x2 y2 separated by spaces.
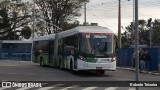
80 36 86 53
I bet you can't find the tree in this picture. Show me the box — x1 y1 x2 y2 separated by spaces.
21 26 31 39
35 0 89 34
0 5 11 40
63 20 80 30
0 0 33 40
152 19 160 45
125 19 148 45
124 19 160 47
121 31 130 48
35 21 46 36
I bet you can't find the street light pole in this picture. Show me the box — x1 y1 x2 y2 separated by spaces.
133 0 135 44
13 10 17 40
118 0 121 48
32 0 35 39
12 0 18 40
131 0 135 45
149 27 152 48
135 0 139 90
148 18 152 48
12 0 21 40
84 0 87 26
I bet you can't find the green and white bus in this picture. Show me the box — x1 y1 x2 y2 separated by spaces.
32 34 55 66
32 26 118 74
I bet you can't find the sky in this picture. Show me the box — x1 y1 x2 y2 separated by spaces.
77 0 160 33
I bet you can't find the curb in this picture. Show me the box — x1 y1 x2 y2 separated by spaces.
117 67 160 76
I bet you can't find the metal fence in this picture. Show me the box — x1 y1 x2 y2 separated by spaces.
0 48 31 61
117 48 159 71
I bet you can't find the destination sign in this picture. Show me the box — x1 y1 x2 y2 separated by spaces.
81 33 112 36
81 33 112 38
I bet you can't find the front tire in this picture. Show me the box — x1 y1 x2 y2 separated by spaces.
70 61 73 71
59 58 63 69
70 60 77 74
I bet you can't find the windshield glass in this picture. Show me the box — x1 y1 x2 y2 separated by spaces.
80 33 113 56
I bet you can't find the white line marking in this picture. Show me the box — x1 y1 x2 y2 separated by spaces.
59 85 80 90
104 87 118 90
82 87 97 90
37 87 55 90
128 88 135 90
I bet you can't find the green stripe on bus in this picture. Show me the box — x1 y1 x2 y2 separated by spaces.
86 57 95 62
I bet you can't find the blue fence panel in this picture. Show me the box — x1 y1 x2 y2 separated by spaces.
148 48 158 71
158 48 160 71
117 48 159 71
1 48 31 61
117 48 133 67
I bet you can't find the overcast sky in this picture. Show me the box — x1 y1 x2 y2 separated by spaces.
77 0 160 33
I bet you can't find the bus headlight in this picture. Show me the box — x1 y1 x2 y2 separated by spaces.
79 55 86 61
111 57 116 62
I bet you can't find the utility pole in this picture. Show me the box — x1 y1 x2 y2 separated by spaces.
12 0 22 40
32 0 35 39
148 18 152 48
149 27 152 48
13 10 17 40
135 0 139 90
12 0 18 40
133 0 135 45
84 0 87 26
132 0 135 45
118 0 121 48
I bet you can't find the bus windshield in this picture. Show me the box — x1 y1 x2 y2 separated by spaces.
80 33 113 57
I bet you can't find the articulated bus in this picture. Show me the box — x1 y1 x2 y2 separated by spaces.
32 26 118 74
32 34 55 66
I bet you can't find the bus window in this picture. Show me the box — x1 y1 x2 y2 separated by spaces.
80 34 113 57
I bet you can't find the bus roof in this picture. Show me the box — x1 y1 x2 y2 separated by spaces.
58 26 115 38
33 34 55 41
1 40 32 43
32 26 115 41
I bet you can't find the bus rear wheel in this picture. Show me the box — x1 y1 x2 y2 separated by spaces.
40 57 45 67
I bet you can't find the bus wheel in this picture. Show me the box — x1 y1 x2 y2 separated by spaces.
70 61 73 71
70 60 77 74
40 57 45 67
59 58 63 69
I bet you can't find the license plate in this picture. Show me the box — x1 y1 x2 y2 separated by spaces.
96 67 102 70
101 59 109 61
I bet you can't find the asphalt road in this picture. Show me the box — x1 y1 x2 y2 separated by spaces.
0 60 159 90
